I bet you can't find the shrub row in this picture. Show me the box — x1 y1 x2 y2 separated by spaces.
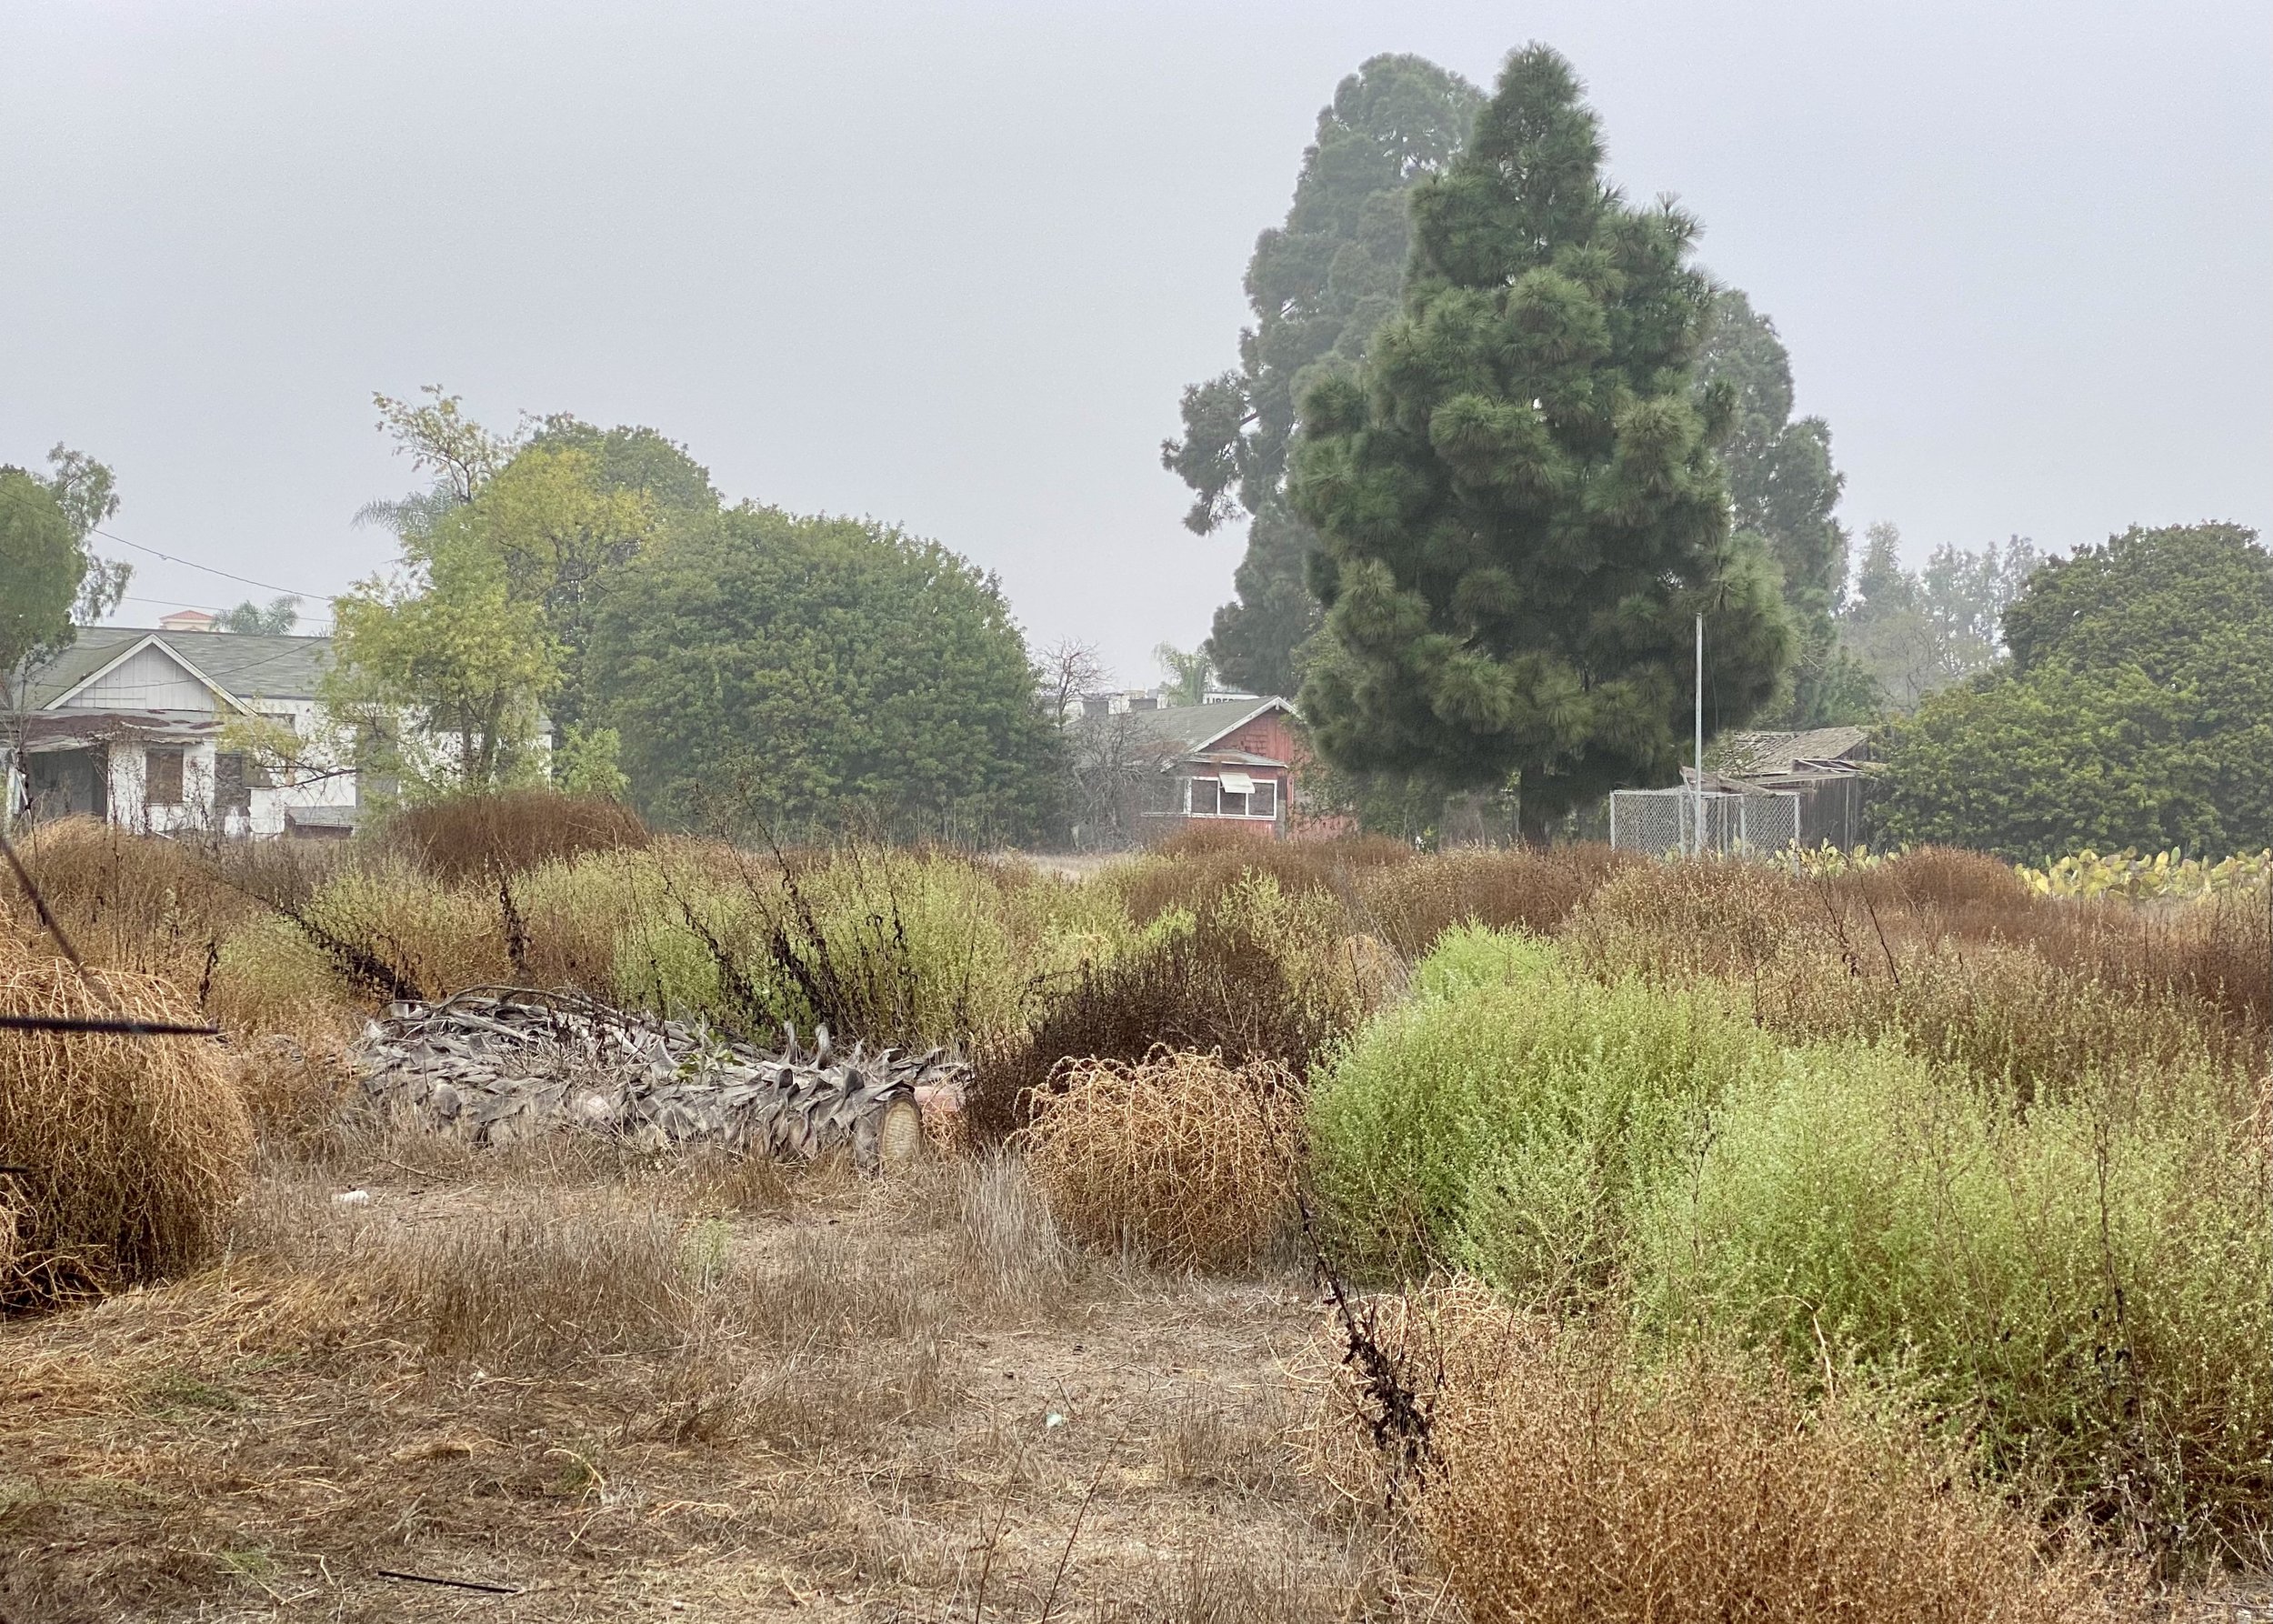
1305 927 2271 1562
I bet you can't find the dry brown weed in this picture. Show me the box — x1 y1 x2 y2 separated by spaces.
1021 1050 1303 1272
1297 1282 2138 1624
0 945 253 1308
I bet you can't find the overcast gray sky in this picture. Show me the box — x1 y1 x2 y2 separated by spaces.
5 1 2268 685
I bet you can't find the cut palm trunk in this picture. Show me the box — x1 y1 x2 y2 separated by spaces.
352 987 958 1171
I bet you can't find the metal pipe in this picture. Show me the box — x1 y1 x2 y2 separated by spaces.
1694 613 1705 857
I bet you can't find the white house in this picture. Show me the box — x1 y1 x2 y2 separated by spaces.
5 626 365 838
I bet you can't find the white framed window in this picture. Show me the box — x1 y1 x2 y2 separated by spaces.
1183 774 1278 819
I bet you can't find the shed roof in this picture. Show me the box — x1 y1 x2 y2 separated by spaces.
1707 726 1871 779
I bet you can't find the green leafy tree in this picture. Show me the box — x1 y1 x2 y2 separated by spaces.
3 448 128 815
31 445 131 624
586 506 1061 838
1877 523 2272 860
1 469 83 700
1163 55 1484 697
1287 45 1791 839
0 468 81 823
1838 523 2041 710
325 516 561 800
466 444 661 739
1695 290 1855 724
2000 521 2249 683
345 393 668 793
527 416 720 519
368 386 520 507
220 596 301 634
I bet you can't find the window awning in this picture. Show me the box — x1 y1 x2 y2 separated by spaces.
1217 771 1256 795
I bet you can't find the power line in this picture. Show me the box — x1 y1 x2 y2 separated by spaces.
89 527 326 600
119 594 333 627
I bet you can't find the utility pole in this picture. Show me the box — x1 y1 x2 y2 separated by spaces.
1693 612 1705 857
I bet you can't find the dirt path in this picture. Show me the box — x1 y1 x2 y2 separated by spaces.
0 1149 1415 1623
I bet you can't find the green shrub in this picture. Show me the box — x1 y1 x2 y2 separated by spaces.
1635 1046 2272 1562
1406 921 1556 1002
207 914 342 1029
1565 857 2259 1115
1307 936 1768 1294
1102 826 1402 927
610 842 1137 1048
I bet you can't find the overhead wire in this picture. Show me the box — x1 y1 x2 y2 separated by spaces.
118 594 334 629
88 526 327 601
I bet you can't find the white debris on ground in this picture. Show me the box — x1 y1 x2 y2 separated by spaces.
352 987 964 1170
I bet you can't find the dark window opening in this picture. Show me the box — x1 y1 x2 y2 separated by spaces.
145 748 185 807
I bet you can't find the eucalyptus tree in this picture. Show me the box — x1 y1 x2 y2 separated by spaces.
1164 55 1485 697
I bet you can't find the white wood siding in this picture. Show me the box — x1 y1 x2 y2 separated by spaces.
61 645 223 712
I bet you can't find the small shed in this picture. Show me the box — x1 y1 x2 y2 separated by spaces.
1697 726 1877 850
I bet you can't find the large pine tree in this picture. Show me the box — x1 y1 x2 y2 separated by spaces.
1162 55 1484 697
1287 45 1790 836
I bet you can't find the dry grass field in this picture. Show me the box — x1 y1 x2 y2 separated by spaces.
4 806 2268 1622
2 1134 1420 1623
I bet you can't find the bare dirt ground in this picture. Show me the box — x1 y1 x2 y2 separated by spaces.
5 1132 2266 1623
0 1138 1430 1624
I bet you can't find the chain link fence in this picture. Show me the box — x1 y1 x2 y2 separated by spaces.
1608 787 1799 858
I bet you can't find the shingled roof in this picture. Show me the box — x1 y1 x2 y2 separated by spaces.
25 627 334 710
1706 726 1872 779
1124 697 1292 757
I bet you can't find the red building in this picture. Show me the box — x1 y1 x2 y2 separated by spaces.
1124 697 1344 839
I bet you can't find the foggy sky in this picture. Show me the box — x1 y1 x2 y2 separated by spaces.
5 1 2268 687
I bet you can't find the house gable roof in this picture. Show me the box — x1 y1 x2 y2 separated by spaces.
25 627 333 711
1125 697 1294 757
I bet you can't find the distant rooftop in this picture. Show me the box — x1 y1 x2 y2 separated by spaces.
1124 696 1294 757
25 625 334 709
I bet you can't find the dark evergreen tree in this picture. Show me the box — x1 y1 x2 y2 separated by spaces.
1287 45 1791 837
1695 289 1857 724
1163 55 1484 697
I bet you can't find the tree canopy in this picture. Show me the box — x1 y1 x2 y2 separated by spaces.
1695 290 1854 724
526 416 720 519
333 393 672 799
221 596 301 634
1876 523 2272 860
586 506 1061 839
1286 45 1790 836
1837 524 2041 711
3 445 127 691
1162 54 1484 697
0 469 82 687
327 516 560 797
